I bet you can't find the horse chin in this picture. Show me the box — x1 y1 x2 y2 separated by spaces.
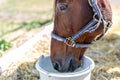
67 58 82 72
67 63 81 72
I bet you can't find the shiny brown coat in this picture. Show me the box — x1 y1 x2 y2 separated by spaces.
51 0 112 72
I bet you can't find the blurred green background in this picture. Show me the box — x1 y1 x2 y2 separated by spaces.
0 0 53 52
0 0 53 36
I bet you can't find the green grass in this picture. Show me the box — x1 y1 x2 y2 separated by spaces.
0 0 54 36
0 39 12 51
0 39 12 57
20 18 53 31
0 21 21 36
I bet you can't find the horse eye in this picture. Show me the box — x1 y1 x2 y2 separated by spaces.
59 3 68 12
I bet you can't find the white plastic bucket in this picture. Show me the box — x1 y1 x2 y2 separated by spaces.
36 55 95 80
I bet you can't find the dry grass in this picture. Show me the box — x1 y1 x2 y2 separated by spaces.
0 33 120 80
86 34 120 80
0 34 50 80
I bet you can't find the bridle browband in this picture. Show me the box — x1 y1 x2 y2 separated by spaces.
51 0 112 48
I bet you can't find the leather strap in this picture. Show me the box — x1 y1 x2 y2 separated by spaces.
51 0 112 48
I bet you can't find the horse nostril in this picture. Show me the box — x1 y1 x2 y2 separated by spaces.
53 61 61 70
59 4 68 11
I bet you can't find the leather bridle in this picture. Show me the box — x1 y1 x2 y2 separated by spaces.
51 0 112 48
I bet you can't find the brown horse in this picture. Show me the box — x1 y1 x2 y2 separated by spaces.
51 0 112 72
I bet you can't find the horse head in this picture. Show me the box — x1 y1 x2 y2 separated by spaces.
51 0 112 72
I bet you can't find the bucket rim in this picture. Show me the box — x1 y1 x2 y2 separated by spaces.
36 56 95 77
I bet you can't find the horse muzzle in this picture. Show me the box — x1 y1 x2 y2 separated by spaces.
52 55 81 72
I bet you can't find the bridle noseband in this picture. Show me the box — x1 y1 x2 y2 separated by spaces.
52 0 112 48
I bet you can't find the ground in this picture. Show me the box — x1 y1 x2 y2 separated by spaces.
0 0 120 80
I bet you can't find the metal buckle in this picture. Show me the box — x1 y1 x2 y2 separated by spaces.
93 13 99 22
65 37 75 47
103 21 112 33
107 21 112 28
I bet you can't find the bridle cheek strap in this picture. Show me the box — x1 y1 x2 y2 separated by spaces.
51 33 92 48
51 0 112 48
